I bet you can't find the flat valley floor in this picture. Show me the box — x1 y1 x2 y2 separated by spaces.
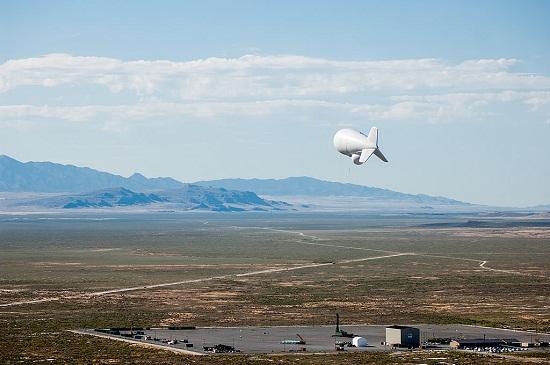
1 212 549 364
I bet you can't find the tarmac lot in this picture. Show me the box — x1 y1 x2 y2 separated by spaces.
78 324 550 355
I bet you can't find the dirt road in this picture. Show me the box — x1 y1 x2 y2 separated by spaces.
0 252 409 308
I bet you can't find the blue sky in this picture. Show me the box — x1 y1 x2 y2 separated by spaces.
1 0 549 206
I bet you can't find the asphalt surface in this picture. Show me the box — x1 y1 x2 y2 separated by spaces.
78 324 550 355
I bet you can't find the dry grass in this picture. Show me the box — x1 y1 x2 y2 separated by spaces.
1 213 549 363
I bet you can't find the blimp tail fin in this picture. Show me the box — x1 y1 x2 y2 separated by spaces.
359 148 376 163
367 126 388 162
374 148 388 162
366 127 378 147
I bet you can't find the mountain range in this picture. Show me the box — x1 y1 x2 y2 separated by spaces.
0 154 503 212
0 155 287 211
0 155 183 192
19 186 288 212
194 176 466 205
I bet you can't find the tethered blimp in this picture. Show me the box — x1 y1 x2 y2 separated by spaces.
333 127 388 165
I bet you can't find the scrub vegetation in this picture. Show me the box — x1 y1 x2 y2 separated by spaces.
1 212 549 364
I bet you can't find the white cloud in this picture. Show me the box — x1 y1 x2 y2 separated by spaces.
0 101 352 123
0 54 549 126
1 54 549 99
391 91 550 120
2 91 549 125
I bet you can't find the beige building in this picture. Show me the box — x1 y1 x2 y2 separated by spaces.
385 325 420 348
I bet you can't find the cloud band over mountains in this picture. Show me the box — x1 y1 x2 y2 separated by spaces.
1 53 549 125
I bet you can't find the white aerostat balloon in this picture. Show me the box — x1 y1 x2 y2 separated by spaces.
333 127 388 165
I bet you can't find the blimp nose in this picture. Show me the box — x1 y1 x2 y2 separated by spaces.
333 130 347 153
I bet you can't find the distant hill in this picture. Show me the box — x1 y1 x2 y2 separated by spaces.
29 187 167 209
0 155 478 212
17 186 290 212
529 204 550 211
194 176 469 206
0 155 184 193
